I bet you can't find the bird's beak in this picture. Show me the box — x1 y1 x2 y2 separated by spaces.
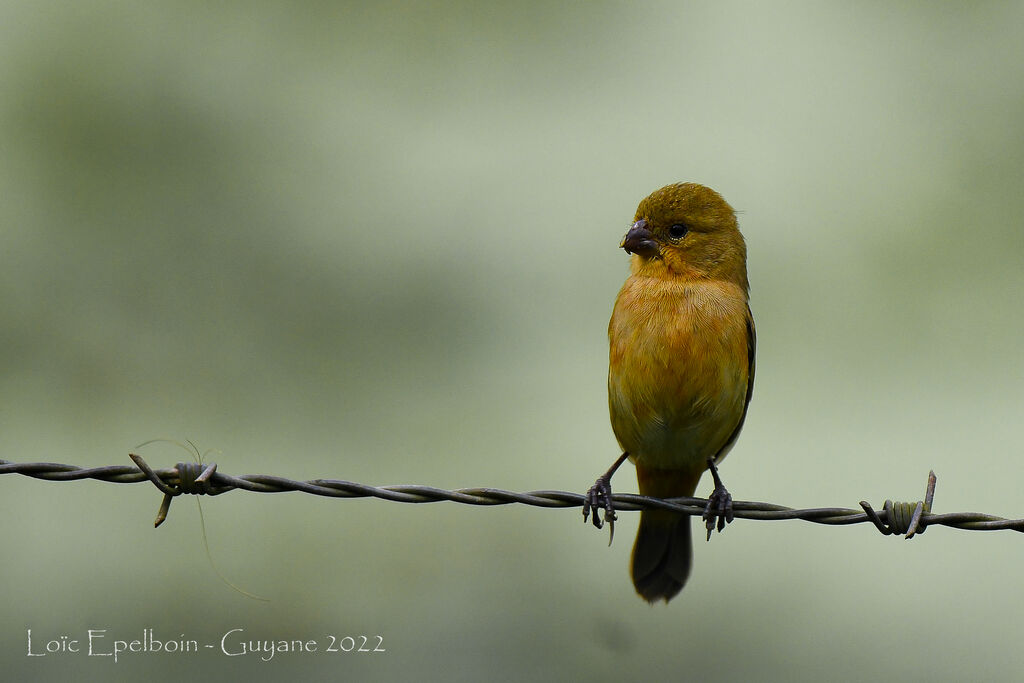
620 219 659 258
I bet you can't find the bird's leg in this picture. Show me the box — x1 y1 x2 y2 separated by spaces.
702 457 735 541
584 451 629 544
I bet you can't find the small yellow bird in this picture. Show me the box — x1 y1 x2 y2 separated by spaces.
584 182 755 603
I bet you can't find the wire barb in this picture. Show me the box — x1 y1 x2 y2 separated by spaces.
128 454 224 527
3 460 1024 535
859 470 937 539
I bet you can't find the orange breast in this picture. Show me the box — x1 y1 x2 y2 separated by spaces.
608 275 749 476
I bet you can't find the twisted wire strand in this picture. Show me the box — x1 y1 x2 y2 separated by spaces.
2 458 1023 534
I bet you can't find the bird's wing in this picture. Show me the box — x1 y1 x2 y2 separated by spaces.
713 307 755 461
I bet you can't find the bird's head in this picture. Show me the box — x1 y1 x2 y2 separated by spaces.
620 182 748 291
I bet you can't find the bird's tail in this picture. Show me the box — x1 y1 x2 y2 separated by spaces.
631 465 701 603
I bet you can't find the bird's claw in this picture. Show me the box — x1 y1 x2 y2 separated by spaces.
702 458 734 541
702 485 733 540
584 452 630 546
583 476 617 545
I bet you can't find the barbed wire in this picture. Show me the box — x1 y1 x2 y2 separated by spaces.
2 457 1023 537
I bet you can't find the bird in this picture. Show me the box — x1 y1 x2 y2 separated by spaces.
583 182 755 603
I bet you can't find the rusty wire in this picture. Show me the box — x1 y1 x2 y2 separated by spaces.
2 457 1023 536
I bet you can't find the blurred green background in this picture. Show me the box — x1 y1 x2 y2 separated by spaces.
2 1 1023 680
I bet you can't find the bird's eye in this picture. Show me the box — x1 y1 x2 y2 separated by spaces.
669 224 688 240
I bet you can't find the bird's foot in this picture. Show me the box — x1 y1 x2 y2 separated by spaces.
584 476 616 539
702 458 734 541
583 452 629 546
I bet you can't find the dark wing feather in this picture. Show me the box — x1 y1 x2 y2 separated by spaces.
713 306 755 460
